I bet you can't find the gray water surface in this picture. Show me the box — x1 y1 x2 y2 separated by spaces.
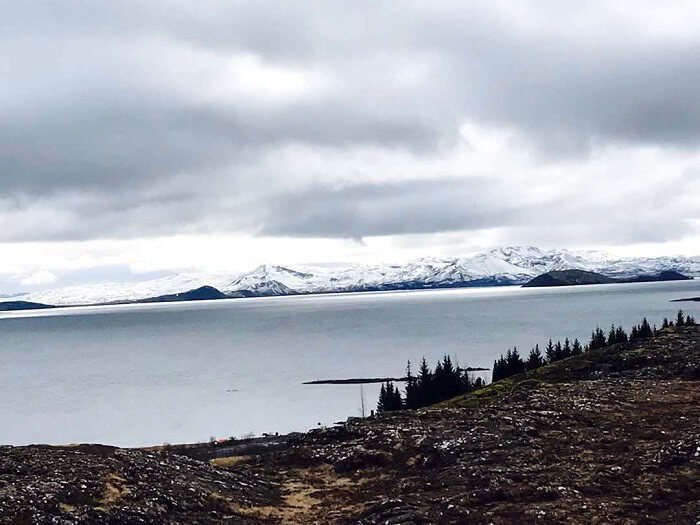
1 280 699 446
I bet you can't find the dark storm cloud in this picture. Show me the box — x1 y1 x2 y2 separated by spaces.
260 178 529 238
1 1 700 242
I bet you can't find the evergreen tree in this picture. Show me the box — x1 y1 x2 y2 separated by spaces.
554 341 563 361
662 317 670 329
417 358 433 407
377 381 403 412
433 360 444 404
441 355 461 399
607 325 628 345
686 314 696 326
526 344 544 370
492 348 526 381
677 309 686 327
391 383 403 410
507 347 526 376
377 383 387 413
615 326 628 344
589 327 607 349
630 324 639 340
545 339 557 363
404 361 419 410
562 338 572 359
571 338 583 355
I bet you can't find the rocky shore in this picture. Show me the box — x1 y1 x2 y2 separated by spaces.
1 326 699 523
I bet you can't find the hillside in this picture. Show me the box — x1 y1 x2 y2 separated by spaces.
139 285 229 303
2 325 700 523
0 300 53 311
523 268 692 287
522 269 616 287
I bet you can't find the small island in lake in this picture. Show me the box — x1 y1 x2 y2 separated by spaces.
523 268 692 287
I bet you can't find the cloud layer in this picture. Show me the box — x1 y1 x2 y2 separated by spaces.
1 0 699 254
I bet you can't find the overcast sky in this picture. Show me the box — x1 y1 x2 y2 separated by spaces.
2 1 700 291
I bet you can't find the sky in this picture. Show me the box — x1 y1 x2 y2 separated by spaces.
2 1 700 292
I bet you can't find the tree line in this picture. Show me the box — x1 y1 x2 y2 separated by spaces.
493 310 695 382
379 309 696 412
377 355 486 412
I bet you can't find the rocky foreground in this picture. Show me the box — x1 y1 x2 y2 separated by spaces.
2 326 700 524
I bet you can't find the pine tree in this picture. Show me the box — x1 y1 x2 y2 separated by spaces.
526 344 544 370
562 338 572 359
639 317 653 338
677 310 686 327
545 339 556 363
377 383 387 413
615 326 628 344
377 381 403 412
417 358 433 407
554 341 563 361
590 327 607 349
404 361 419 410
391 383 403 410
440 355 461 399
571 338 583 355
507 347 525 376
630 324 639 340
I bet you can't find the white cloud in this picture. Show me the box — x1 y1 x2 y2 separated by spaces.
20 270 57 286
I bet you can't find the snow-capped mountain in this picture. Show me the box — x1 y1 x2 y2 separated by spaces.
14 246 700 306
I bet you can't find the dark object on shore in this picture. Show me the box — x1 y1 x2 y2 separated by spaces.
140 285 229 303
523 268 692 287
0 300 54 311
672 296 700 302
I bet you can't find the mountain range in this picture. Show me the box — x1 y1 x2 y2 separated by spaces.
12 246 700 306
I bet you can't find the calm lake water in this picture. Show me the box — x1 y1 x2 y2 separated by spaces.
1 280 699 447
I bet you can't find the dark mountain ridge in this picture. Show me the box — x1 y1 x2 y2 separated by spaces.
0 300 54 311
524 268 692 287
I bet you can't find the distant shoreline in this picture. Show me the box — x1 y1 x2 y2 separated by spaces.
2 278 699 314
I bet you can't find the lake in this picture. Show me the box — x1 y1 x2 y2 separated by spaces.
1 280 699 447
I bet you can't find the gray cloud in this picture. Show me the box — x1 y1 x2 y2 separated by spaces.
1 1 700 245
260 178 529 238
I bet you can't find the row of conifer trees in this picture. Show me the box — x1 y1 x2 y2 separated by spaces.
492 309 696 382
379 310 696 412
377 355 486 413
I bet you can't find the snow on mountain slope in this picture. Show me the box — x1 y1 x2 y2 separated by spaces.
19 273 231 306
12 247 700 305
